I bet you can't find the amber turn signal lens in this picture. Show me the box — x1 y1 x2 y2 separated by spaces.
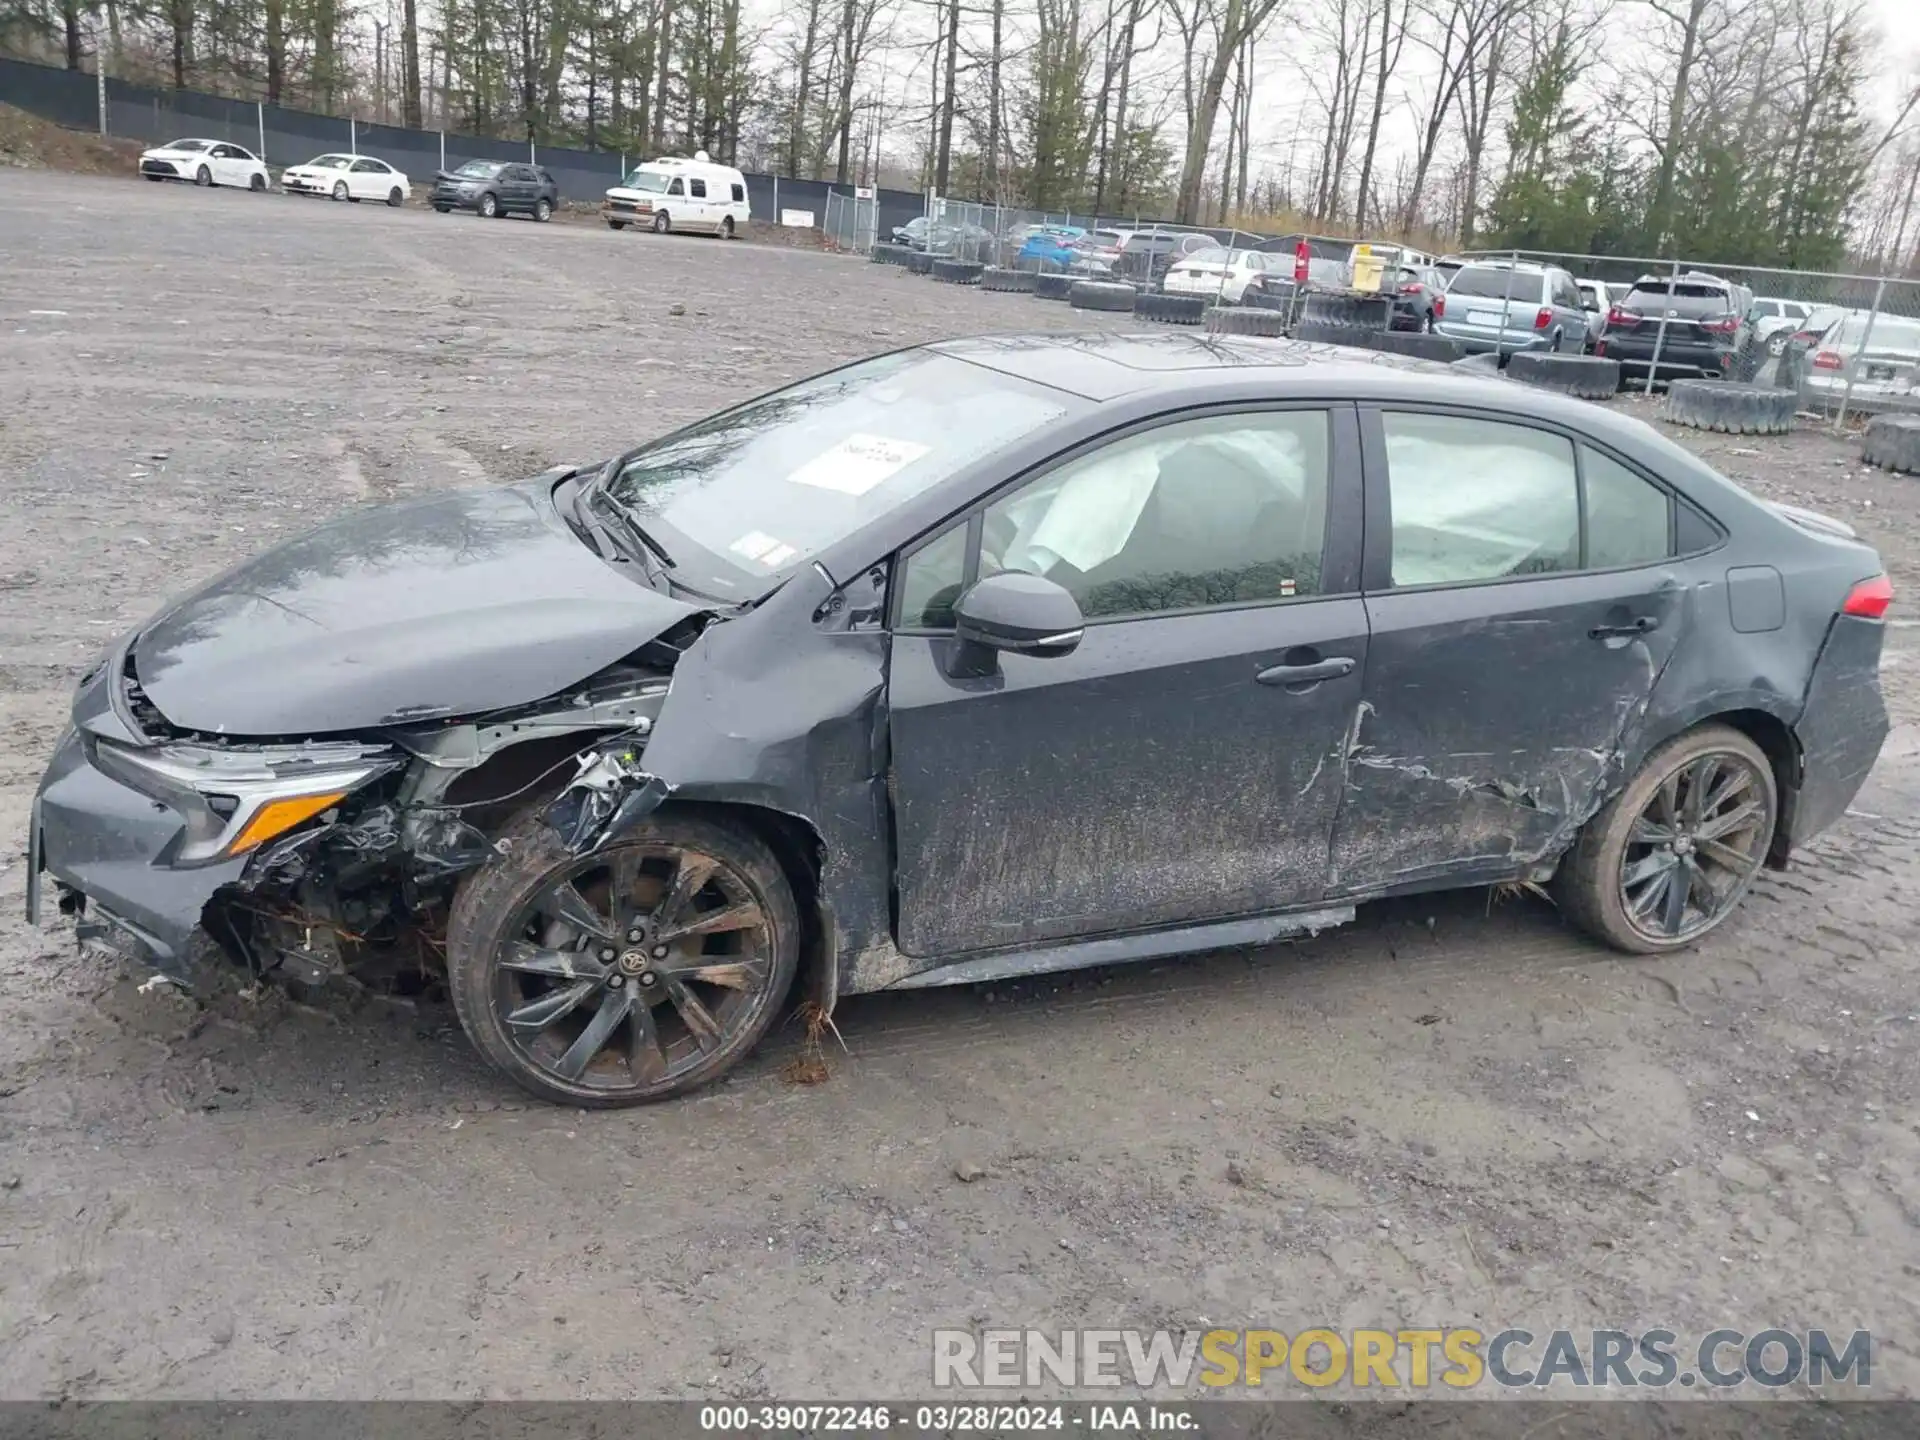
226 791 348 856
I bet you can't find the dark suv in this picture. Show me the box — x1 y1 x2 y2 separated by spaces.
430 161 560 221
1597 273 1748 381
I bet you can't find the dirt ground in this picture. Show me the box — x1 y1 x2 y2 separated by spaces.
1 167 1918 1404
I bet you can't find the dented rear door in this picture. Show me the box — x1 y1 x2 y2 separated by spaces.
1329 407 1690 894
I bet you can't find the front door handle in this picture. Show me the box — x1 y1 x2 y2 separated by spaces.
1256 656 1357 687
1590 615 1660 639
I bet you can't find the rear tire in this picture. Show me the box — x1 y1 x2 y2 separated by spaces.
1556 724 1777 955
434 203 451 213
719 216 735 239
387 186 404 207
608 219 627 230
249 173 266 192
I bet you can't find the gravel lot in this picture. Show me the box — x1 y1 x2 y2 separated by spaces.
2 168 1919 1403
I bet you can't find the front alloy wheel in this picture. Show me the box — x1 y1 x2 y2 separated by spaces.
448 810 799 1106
1557 724 1777 953
195 165 212 186
534 198 552 222
478 191 498 218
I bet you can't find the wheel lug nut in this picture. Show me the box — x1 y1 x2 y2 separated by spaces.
628 929 644 942
639 972 657 987
652 945 668 959
599 948 616 961
609 975 624 988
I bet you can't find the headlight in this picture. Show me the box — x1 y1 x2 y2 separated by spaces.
91 738 398 865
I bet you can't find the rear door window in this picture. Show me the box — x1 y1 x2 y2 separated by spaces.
1583 449 1673 569
1383 413 1579 586
690 178 708 198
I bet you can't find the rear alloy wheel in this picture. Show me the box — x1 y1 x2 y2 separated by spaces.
1556 724 1777 954
195 165 212 187
448 810 799 1107
534 198 552 222
332 180 349 201
653 210 672 234
479 191 499 218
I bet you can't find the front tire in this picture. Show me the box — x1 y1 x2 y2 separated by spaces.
1556 723 1777 954
652 210 672 234
447 808 800 1107
195 165 212 187
332 180 348 201
478 191 499 218
534 198 552 222
434 203 450 213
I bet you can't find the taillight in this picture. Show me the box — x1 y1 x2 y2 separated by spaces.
1534 307 1552 330
1703 315 1739 334
1812 350 1843 371
1607 305 1641 326
1843 574 1893 619
1398 282 1423 294
1434 295 1445 317
1294 240 1309 285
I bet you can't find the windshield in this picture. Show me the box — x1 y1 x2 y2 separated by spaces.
307 154 354 168
621 169 673 192
1447 267 1545 300
165 139 211 152
453 160 501 178
598 351 1074 597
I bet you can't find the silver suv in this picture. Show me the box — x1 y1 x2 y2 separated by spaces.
1436 261 1589 357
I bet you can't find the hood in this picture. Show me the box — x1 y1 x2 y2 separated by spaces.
132 480 700 737
605 187 656 202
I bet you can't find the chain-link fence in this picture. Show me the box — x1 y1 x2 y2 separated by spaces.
1455 248 1920 428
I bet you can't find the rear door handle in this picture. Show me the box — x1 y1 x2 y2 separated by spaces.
1590 616 1660 639
1256 656 1357 686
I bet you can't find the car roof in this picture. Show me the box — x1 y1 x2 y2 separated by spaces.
924 332 1644 422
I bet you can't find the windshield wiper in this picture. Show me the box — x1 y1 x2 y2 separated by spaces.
587 485 676 572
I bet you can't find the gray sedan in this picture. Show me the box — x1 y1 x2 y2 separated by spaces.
29 334 1892 1106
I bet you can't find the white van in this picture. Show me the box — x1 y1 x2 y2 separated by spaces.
601 151 750 237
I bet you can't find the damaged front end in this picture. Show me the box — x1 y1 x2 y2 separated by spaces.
32 640 682 993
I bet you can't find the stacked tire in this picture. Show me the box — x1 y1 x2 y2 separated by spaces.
1661 379 1797 434
932 258 984 285
1205 307 1289 338
1295 320 1374 346
980 268 1037 293
1372 331 1463 363
1136 293 1206 325
1507 352 1622 400
1299 292 1393 332
1069 280 1137 313
869 243 910 266
1033 273 1076 301
906 251 935 275
1861 415 1920 474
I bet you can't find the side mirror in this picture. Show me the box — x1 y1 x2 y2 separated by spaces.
947 572 1084 678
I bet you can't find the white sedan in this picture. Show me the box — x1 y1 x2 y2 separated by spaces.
281 153 411 205
138 138 271 191
1162 246 1278 304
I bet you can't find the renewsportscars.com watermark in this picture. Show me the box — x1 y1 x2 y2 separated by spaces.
932 1327 1873 1391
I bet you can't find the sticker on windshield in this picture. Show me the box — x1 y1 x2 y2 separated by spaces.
729 531 800 570
787 433 931 496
